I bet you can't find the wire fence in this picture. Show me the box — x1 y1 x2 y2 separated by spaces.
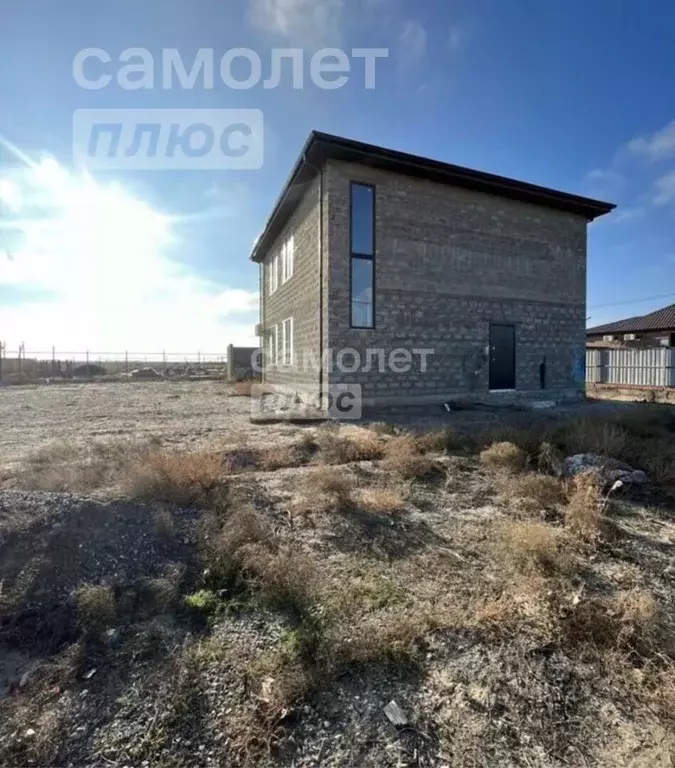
0 342 230 382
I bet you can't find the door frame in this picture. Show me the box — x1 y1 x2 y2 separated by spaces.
488 323 516 392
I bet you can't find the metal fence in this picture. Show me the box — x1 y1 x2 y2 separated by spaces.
0 343 230 381
586 346 675 387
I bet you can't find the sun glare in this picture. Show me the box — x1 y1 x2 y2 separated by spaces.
0 152 171 296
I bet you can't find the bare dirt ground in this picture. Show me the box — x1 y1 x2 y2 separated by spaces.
0 381 674 767
0 381 302 476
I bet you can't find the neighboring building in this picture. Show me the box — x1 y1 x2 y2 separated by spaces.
587 304 675 347
251 132 614 409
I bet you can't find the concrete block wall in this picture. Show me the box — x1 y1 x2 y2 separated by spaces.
260 175 328 398
324 160 588 405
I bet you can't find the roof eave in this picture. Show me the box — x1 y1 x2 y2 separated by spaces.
250 131 616 262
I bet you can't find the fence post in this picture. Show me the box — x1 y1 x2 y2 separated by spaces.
86 350 90 378
0 341 3 381
163 350 167 376
227 344 234 381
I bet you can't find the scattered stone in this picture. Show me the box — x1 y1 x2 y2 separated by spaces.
384 700 408 727
562 453 648 487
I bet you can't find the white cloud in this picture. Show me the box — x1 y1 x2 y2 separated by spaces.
398 20 427 73
653 170 675 205
625 120 675 162
248 0 345 45
0 157 258 352
610 206 646 223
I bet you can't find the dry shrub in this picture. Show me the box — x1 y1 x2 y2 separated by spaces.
382 436 437 479
238 544 320 619
14 438 153 492
366 421 398 436
315 424 384 464
495 520 568 576
204 507 274 583
258 436 316 470
75 584 116 632
329 610 427 666
480 441 526 473
538 441 564 475
552 418 629 460
299 466 354 512
141 575 179 614
128 449 223 506
479 424 544 456
418 428 477 455
222 446 259 473
355 486 407 514
505 472 565 513
565 470 603 540
561 589 665 656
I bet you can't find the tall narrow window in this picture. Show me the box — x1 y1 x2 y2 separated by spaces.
282 235 294 283
282 317 294 366
350 183 375 328
268 254 279 295
267 325 277 366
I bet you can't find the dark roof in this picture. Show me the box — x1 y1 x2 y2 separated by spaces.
250 131 616 262
587 304 675 335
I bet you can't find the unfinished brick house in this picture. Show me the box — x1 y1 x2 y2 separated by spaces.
251 132 614 409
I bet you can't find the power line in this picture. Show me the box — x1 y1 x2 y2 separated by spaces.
589 292 675 310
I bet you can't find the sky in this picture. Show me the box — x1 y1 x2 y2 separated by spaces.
0 0 674 355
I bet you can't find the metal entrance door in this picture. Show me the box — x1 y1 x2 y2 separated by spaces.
489 324 516 390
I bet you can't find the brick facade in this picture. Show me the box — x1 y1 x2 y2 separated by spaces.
261 176 328 396
258 139 606 410
323 160 587 405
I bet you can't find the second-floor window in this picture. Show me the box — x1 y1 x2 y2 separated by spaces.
268 253 279 295
282 235 294 283
350 183 375 328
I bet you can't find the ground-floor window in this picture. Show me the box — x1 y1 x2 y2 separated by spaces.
282 317 294 366
267 325 278 366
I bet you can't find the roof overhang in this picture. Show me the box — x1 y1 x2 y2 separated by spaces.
250 131 616 262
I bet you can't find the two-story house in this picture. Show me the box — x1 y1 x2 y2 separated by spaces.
251 132 614 409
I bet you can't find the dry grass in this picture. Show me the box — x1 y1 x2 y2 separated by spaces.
494 520 569 576
366 421 398 436
480 441 527 473
565 470 603 540
382 435 437 479
504 472 566 514
560 588 666 656
328 609 428 666
237 544 320 619
298 466 354 513
537 441 564 474
417 428 477 455
315 424 385 464
553 418 629 460
127 449 223 506
13 439 155 492
203 506 274 583
256 434 317 471
355 486 407 514
75 584 116 632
